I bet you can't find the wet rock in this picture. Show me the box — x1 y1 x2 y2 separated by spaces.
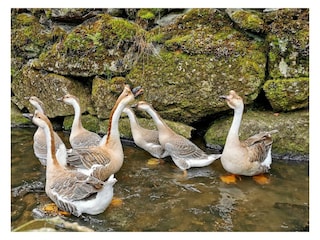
273 202 309 231
12 181 45 197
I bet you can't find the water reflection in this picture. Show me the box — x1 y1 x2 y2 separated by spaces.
11 128 309 231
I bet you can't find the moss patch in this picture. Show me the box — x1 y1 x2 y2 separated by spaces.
263 77 309 112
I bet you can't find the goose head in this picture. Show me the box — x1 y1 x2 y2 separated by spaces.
31 110 51 129
131 101 151 111
220 90 244 111
117 84 144 106
57 94 79 106
25 96 45 113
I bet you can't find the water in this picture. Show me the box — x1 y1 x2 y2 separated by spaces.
11 128 309 232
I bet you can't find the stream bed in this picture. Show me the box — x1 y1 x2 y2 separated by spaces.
11 128 309 232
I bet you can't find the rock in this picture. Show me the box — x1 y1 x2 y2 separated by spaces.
32 14 145 77
128 8 267 124
11 66 93 118
264 9 309 79
226 9 265 33
263 77 309 112
204 109 309 157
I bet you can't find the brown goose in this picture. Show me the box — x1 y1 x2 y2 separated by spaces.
31 110 117 217
133 101 221 174
57 94 102 148
23 96 66 166
123 106 169 159
219 90 278 184
67 85 144 181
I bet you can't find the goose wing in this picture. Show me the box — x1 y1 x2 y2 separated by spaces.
71 131 101 148
50 172 103 202
164 135 207 160
67 147 111 169
243 130 276 163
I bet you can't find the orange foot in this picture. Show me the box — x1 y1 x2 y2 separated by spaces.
252 174 270 185
42 203 71 217
220 174 239 184
110 197 123 207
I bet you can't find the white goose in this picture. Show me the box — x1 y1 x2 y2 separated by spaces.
57 94 102 148
23 96 66 166
67 84 144 181
219 90 278 184
122 106 169 159
31 110 117 217
133 101 221 174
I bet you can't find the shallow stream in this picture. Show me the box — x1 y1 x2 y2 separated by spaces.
11 128 309 232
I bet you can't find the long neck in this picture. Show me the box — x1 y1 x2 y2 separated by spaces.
105 101 125 146
225 106 243 146
125 109 141 130
71 100 83 131
144 106 172 133
43 123 60 168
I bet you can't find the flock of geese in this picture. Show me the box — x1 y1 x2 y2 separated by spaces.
22 85 278 217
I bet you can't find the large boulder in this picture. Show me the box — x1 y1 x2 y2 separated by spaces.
11 66 93 118
127 8 267 124
31 14 146 77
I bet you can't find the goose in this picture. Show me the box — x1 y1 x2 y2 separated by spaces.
219 90 278 184
57 94 102 148
122 106 169 159
30 110 117 217
133 101 221 174
23 96 66 166
67 84 144 181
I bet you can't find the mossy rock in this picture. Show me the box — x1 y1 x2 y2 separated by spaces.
11 66 93 118
263 77 309 112
127 8 267 124
128 47 266 124
32 13 146 77
264 9 309 79
11 102 32 127
226 9 265 33
204 109 309 156
91 76 131 119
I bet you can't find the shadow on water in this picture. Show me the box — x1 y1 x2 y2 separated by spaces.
11 128 309 232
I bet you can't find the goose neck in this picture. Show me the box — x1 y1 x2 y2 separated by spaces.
225 107 243 145
105 101 125 146
144 106 169 132
71 101 83 130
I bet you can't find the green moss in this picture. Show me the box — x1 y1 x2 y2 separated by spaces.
231 10 264 32
263 78 309 111
137 9 156 20
108 17 138 40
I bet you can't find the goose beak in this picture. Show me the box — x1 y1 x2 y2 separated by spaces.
22 113 33 120
24 96 30 100
219 95 228 100
132 86 144 97
131 103 138 108
57 97 63 101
